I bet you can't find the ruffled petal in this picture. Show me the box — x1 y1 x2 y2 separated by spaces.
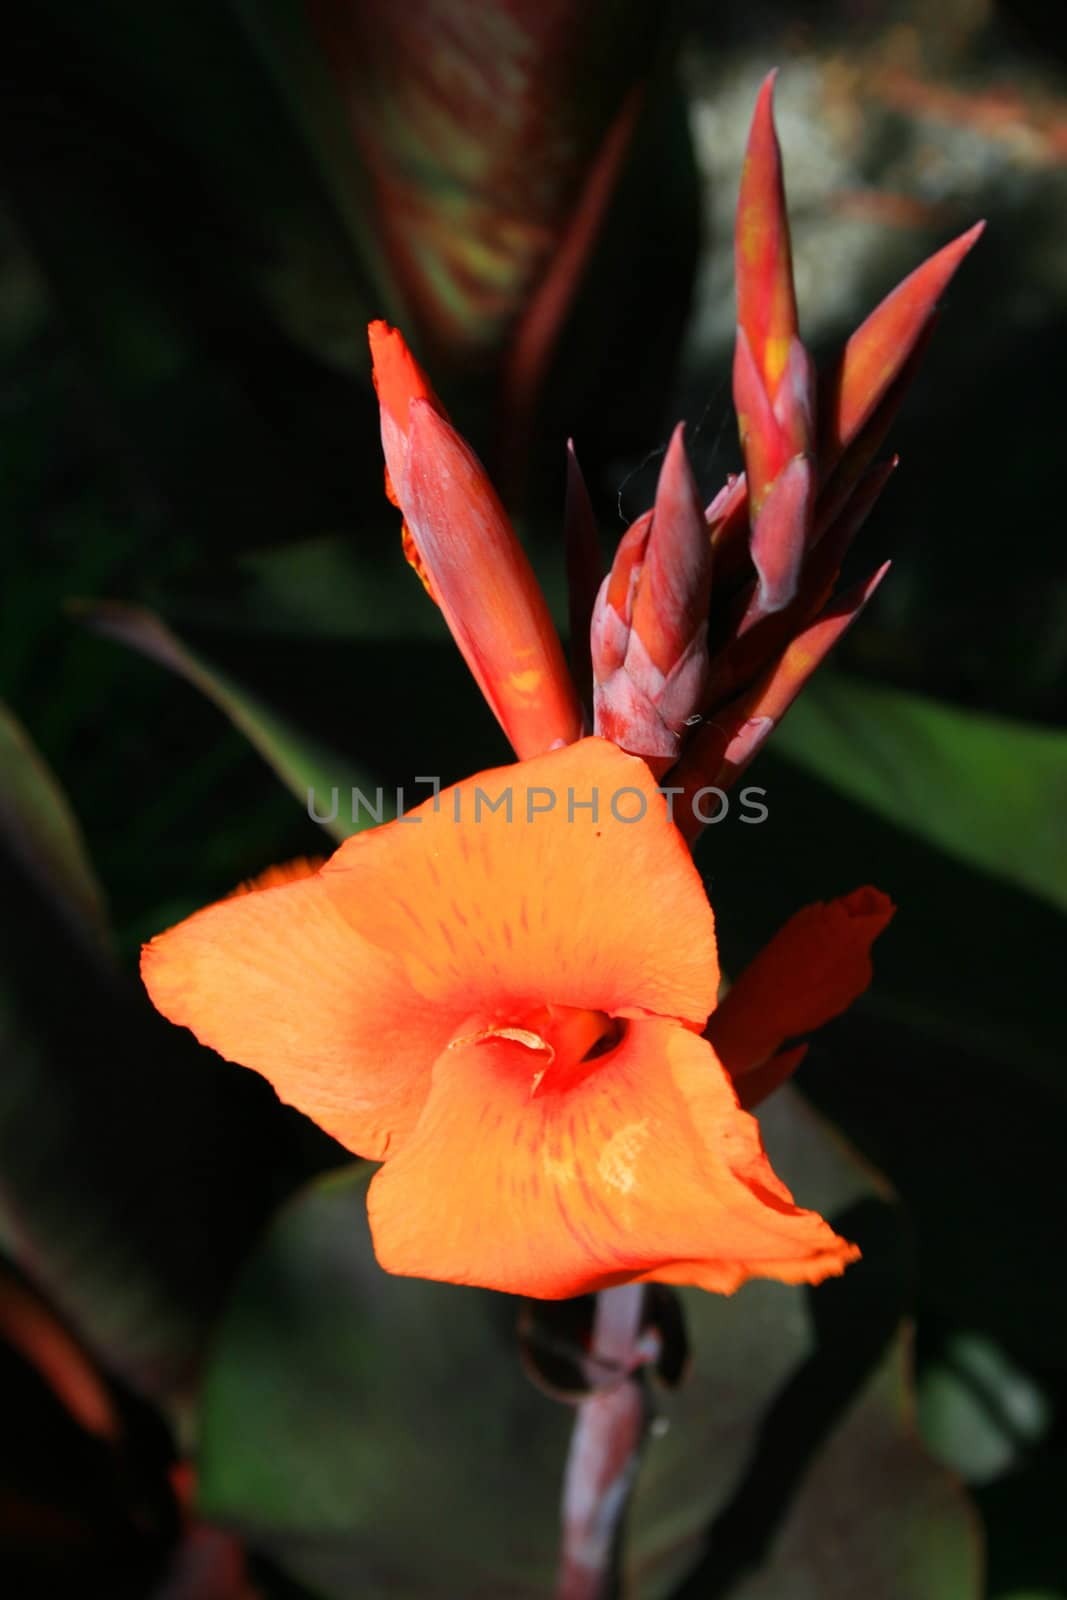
143 739 716 1161
707 887 894 1088
368 1017 857 1298
223 857 325 897
322 736 718 1027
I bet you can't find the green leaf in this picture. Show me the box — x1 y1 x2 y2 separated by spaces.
0 709 328 1401
199 1165 569 1599
773 673 1067 917
0 698 111 954
77 602 382 841
228 0 401 336
186 534 442 642
198 1092 979 1599
5 1 382 552
715 1339 983 1600
918 1334 1052 1487
627 1091 981 1600
700 754 1067 1371
975 1447 1067 1600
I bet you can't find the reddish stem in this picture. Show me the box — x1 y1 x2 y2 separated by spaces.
555 1284 648 1600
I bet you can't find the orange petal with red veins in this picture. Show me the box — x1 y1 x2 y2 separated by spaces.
323 737 718 1027
707 887 895 1087
142 739 717 1160
368 1019 857 1298
142 866 460 1160
224 857 325 898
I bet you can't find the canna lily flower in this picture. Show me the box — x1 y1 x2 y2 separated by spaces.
142 737 892 1299
141 75 946 1304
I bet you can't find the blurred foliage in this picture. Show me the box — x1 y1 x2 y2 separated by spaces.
198 1098 979 1599
2 0 1066 1595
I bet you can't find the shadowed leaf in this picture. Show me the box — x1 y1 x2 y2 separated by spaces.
197 1093 978 1599
626 1090 980 1599
773 673 1067 917
0 746 321 1402
77 603 380 842
0 700 111 955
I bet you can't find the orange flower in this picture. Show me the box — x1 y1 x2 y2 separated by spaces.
143 738 890 1299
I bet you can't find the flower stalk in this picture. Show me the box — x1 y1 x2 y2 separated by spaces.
142 69 979 1600
555 1284 648 1600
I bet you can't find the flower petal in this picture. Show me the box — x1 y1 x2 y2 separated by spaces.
142 866 459 1160
323 736 718 1027
368 1018 857 1298
224 857 325 897
706 887 895 1084
142 739 716 1161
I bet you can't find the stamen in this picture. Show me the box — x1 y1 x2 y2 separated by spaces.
448 1024 552 1056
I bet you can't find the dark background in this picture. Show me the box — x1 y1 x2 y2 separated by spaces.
2 2 1065 1596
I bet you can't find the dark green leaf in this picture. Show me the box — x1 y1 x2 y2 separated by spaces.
0 719 328 1401
78 603 381 841
628 1091 980 1600
0 699 111 954
774 673 1067 917
199 1166 568 1599
918 1333 1052 1486
198 1093 979 1599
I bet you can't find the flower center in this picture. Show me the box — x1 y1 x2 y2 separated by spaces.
448 1004 622 1094
523 1004 620 1069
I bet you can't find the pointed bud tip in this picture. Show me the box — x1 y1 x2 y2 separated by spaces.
755 68 780 113
368 320 437 432
867 558 892 593
826 558 891 623
940 219 991 281
662 420 689 473
736 70 801 404
744 69 784 169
